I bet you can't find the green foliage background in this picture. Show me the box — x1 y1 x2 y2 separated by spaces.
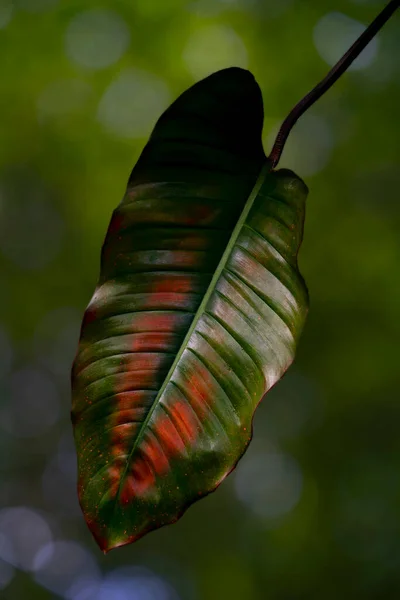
0 0 399 598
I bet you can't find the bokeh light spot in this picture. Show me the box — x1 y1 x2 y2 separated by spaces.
66 576 102 600
313 12 379 70
97 69 172 139
65 9 130 70
34 540 100 597
234 451 303 520
183 24 248 80
0 0 13 28
265 113 334 176
0 507 53 571
97 566 180 600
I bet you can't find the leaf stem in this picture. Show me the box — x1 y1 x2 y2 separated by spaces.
268 0 400 169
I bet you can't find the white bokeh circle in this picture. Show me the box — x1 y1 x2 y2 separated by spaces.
65 9 130 70
97 69 172 139
183 24 248 80
313 12 379 71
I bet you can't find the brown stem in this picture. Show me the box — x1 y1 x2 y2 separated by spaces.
268 0 400 169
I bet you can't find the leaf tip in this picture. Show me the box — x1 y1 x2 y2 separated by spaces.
95 532 133 555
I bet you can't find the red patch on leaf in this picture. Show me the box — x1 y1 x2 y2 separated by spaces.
123 352 166 373
188 203 216 226
113 391 149 413
82 306 97 327
141 434 170 476
154 414 187 456
150 274 192 294
131 331 176 352
108 464 122 497
132 312 180 332
143 291 192 311
111 423 137 458
109 396 141 499
168 400 199 445
115 393 203 505
107 212 124 236
120 456 155 502
180 370 211 420
113 370 155 392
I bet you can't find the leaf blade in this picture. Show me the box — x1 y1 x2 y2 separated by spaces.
71 68 309 552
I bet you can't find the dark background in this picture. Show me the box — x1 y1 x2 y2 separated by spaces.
0 0 399 598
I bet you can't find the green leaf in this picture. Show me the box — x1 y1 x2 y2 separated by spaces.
71 67 309 553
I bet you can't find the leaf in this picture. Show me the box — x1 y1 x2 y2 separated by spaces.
71 67 309 553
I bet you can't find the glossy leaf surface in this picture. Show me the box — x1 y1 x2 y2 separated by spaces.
71 67 309 553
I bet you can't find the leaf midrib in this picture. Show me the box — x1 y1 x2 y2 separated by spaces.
110 161 271 510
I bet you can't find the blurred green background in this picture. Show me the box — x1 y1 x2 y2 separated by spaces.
0 0 399 598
